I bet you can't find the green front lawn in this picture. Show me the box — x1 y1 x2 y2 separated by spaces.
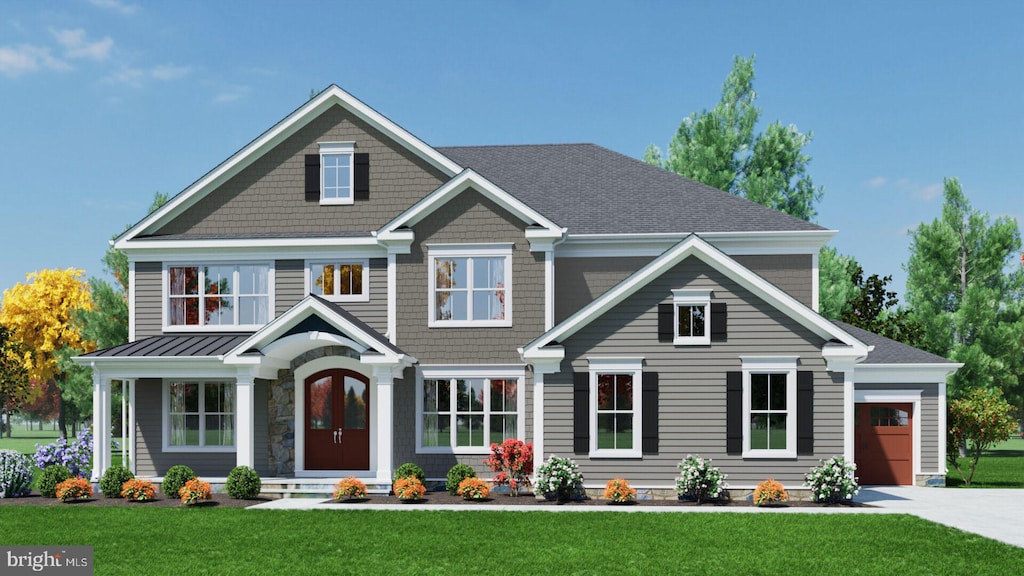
0 426 60 455
947 438 1024 488
0 509 1021 575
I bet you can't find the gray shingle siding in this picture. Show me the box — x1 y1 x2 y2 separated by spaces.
275 259 305 317
856 382 940 472
394 188 545 364
554 257 654 324
151 104 447 237
135 262 162 338
275 258 388 333
545 257 842 487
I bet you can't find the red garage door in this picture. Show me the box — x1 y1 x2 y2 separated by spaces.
855 403 913 485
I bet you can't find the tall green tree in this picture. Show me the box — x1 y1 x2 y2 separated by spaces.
840 266 923 348
646 55 823 221
0 325 29 437
818 246 859 320
906 177 1024 403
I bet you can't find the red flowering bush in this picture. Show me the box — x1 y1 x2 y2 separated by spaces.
457 477 491 500
121 479 156 501
55 477 93 502
484 439 533 496
392 476 426 501
179 477 212 505
753 478 788 506
333 477 368 500
947 387 1017 485
603 478 636 503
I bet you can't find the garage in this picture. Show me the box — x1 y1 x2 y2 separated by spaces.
855 403 913 485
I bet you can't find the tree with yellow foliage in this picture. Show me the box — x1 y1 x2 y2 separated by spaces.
0 268 94 438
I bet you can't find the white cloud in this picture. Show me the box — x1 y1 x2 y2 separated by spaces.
916 183 943 201
150 64 189 81
212 84 250 103
89 0 138 15
0 44 69 77
106 63 190 87
867 176 887 188
52 28 114 61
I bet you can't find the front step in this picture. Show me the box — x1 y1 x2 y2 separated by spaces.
260 479 393 499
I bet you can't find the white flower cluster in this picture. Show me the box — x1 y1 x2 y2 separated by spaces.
676 454 727 502
804 456 859 503
0 449 34 498
535 455 584 497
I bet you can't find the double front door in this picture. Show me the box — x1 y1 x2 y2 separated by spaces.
305 369 370 470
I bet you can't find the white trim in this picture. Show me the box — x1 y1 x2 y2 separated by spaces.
120 380 127 468
555 230 837 258
741 357 797 459
161 379 237 453
544 250 554 331
523 234 869 357
854 389 923 479
116 85 461 247
235 377 256 468
416 366 527 455
304 258 370 303
128 262 136 342
587 357 643 459
427 245 513 328
161 261 275 333
123 237 385 262
128 379 136 475
853 363 961 384
318 141 355 206
672 289 712 346
386 252 397 343
811 250 820 313
938 380 947 475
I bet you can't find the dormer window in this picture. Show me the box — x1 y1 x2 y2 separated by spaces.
319 142 354 205
672 289 711 345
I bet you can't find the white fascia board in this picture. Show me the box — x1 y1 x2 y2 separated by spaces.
377 169 565 242
523 234 868 356
116 85 462 248
853 363 962 384
123 237 386 263
72 356 235 380
556 230 837 258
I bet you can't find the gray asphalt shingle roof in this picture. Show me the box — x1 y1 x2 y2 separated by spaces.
833 321 954 365
438 143 827 234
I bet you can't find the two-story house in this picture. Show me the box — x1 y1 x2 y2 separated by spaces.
78 85 959 492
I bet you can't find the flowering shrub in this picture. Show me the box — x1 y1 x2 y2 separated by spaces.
457 477 491 500
334 477 368 500
121 479 156 501
535 455 583 500
603 478 637 503
484 439 533 496
0 449 34 498
392 476 426 501
179 477 212 505
805 456 858 504
947 387 1017 486
676 455 727 504
34 428 94 478
445 464 477 495
55 477 93 502
753 478 788 506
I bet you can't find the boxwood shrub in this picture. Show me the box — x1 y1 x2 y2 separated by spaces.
100 465 134 498
225 465 262 499
445 464 476 495
38 465 71 498
393 462 425 484
162 465 196 498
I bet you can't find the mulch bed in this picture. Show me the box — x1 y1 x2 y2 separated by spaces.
328 491 869 508
0 492 276 508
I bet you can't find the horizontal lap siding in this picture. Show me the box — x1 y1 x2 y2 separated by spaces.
546 258 842 487
856 382 940 472
134 262 162 338
275 258 388 333
275 260 305 317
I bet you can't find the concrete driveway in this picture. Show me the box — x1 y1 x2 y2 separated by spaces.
859 486 1023 549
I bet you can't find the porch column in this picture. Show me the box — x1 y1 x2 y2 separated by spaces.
372 366 395 482
90 367 111 482
120 380 127 467
127 379 137 475
533 373 545 464
236 376 256 469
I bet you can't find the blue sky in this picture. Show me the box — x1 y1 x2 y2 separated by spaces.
1 1 1021 301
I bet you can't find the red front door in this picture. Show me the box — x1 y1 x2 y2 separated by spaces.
855 403 913 485
304 369 370 470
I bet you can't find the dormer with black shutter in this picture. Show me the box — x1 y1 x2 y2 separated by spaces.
305 142 370 205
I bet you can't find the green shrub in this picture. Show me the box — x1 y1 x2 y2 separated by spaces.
393 462 425 484
100 465 134 498
162 465 196 498
226 466 262 499
38 465 71 498
0 449 34 498
445 464 477 495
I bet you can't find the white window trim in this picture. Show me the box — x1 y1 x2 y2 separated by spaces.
304 258 370 303
672 289 711 345
161 262 275 332
415 366 526 455
741 356 798 459
319 141 355 206
161 379 236 453
427 244 513 328
588 357 643 459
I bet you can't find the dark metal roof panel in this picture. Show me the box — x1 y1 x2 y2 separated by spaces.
82 335 249 358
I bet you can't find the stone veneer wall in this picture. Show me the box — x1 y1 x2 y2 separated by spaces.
266 346 361 476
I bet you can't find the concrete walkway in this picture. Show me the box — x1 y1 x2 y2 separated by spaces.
248 487 1024 549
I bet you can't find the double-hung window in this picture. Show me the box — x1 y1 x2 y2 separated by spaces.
588 357 643 458
165 381 235 451
428 245 512 327
741 357 797 458
319 142 354 205
307 259 369 302
418 368 524 453
673 289 711 345
166 264 271 329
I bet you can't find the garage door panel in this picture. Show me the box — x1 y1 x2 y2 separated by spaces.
855 403 913 485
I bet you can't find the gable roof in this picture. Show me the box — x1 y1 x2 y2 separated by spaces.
439 144 827 235
832 321 954 365
115 85 463 248
521 234 867 357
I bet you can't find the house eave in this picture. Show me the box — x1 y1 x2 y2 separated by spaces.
557 229 838 257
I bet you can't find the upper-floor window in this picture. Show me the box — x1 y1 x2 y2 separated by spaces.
672 289 711 345
307 259 369 302
165 263 271 330
320 142 354 205
428 245 512 327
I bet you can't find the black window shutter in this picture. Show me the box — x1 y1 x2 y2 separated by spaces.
304 154 320 199
797 371 814 455
573 373 589 455
726 371 742 455
641 372 659 454
711 302 727 342
354 152 370 200
657 303 674 342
